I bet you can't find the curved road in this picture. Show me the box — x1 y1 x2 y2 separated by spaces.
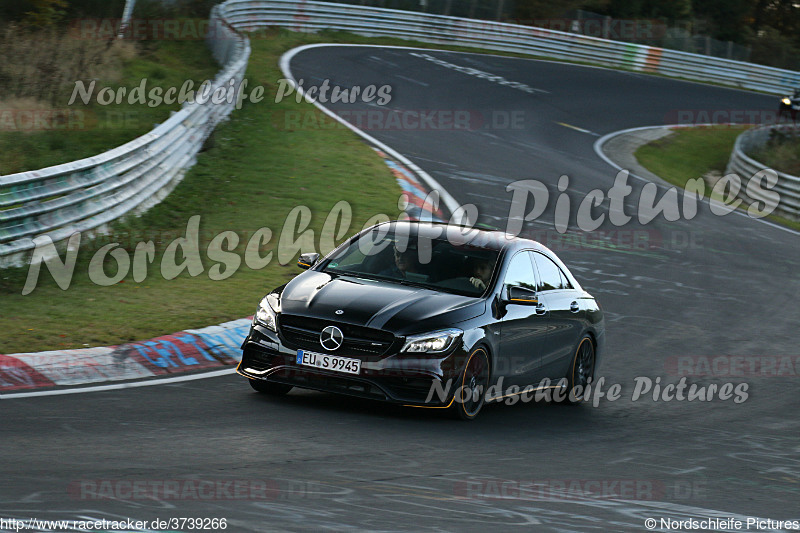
2 47 799 532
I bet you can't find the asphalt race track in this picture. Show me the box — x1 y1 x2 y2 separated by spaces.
2 46 799 532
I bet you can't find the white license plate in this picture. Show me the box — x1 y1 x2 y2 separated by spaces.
295 350 361 375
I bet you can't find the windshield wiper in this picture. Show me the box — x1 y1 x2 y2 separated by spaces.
327 270 396 283
325 268 455 293
393 278 440 291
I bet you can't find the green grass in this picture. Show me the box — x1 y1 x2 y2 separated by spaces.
0 28 406 354
634 125 800 232
635 126 746 194
0 36 220 175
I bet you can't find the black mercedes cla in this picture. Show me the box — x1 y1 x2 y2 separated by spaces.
238 221 604 419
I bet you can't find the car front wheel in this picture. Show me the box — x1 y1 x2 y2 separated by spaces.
452 347 490 421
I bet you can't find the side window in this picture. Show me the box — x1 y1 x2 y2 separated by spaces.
559 268 573 290
504 252 537 291
533 253 567 291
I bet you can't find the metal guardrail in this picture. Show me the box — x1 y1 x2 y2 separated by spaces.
725 126 800 221
0 6 250 268
219 0 800 94
3 0 800 267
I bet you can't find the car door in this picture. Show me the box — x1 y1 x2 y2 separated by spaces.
532 252 586 380
498 250 550 389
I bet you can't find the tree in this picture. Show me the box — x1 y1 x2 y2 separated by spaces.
693 0 754 43
23 0 68 28
753 0 800 44
514 0 586 19
599 0 691 21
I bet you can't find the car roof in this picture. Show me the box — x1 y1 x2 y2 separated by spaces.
372 220 547 253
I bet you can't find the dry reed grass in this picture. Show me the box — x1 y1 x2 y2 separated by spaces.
0 23 136 105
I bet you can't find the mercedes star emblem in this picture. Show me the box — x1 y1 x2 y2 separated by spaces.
320 326 344 351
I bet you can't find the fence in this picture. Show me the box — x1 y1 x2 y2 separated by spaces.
3 0 800 267
0 5 249 268
725 126 800 221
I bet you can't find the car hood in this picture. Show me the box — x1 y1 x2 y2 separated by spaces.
277 271 485 333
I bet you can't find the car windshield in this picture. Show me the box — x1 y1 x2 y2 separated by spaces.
321 226 501 297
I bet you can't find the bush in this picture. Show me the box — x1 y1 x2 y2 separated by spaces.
1 0 128 22
746 26 800 71
132 0 217 19
750 128 800 176
22 0 68 28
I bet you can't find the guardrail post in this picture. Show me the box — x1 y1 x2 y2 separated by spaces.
495 0 504 21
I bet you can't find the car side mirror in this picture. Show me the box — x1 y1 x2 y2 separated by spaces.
297 253 320 270
506 285 539 305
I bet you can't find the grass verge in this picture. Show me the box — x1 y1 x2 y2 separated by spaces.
634 125 800 232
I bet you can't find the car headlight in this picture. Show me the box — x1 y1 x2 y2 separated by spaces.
782 97 792 105
254 295 278 331
401 329 463 353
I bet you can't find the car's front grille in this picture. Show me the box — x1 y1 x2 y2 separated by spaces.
278 315 397 357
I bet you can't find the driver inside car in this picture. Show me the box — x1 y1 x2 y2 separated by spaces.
380 245 423 278
467 257 493 290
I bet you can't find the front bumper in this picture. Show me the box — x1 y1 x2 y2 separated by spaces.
237 323 464 407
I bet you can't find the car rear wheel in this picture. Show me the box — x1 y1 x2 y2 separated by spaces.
249 379 293 395
562 335 595 405
451 347 490 421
